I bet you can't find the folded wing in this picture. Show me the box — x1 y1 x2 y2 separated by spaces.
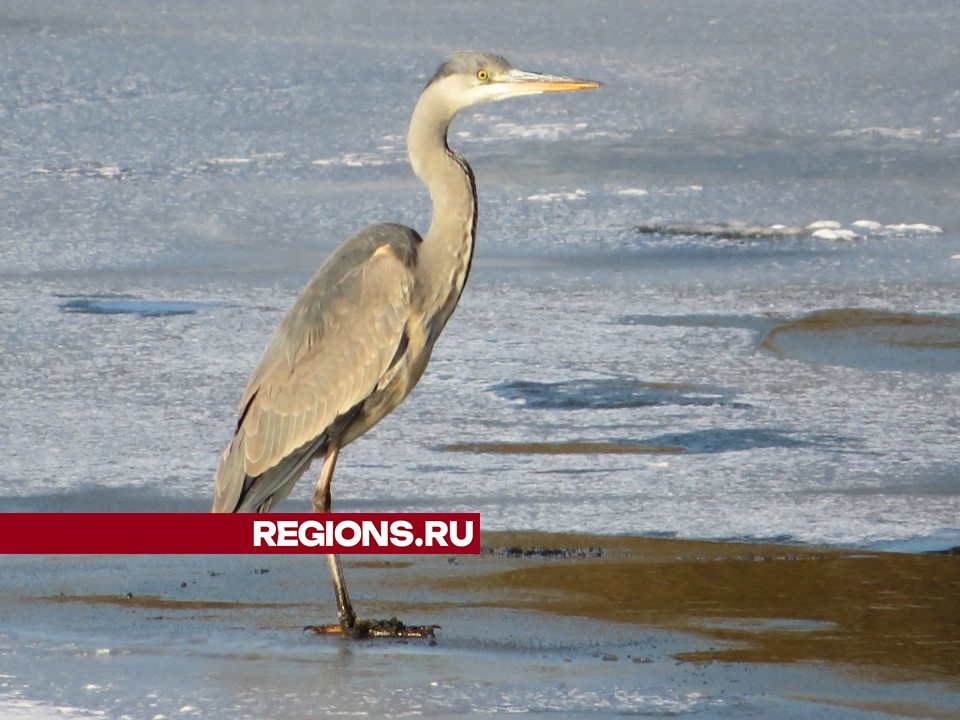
213 223 420 512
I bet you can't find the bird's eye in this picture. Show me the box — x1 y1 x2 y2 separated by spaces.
476 69 489 81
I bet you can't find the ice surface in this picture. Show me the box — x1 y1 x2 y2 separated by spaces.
1 0 958 555
2 1 960 717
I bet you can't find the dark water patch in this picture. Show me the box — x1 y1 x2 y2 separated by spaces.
441 441 684 455
622 232 823 267
639 428 814 454
0 488 206 513
634 220 943 243
31 162 133 180
618 313 780 334
762 309 960 372
528 466 627 477
482 546 605 559
59 296 215 317
870 536 960 554
930 546 960 556
636 221 806 241
441 430 829 456
493 379 746 410
714 534 802 547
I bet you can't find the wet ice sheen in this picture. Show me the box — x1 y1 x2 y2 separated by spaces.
59 297 215 316
1 587 943 720
2 3 959 548
3 2 960 717
492 378 741 410
763 309 960 373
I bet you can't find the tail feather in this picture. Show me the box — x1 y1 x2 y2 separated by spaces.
212 429 327 513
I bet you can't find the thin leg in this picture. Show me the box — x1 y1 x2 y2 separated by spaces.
311 444 338 513
326 553 355 629
312 445 356 629
303 444 433 640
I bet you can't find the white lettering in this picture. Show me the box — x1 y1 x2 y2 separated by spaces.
334 520 361 547
449 520 474 548
276 520 298 546
251 516 475 551
252 521 276 547
362 520 388 547
424 520 449 547
390 520 414 547
298 520 324 547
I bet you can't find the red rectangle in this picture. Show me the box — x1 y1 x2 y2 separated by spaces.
0 513 480 554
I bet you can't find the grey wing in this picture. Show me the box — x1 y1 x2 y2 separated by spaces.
213 223 420 512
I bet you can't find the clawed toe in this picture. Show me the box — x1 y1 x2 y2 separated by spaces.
305 617 438 640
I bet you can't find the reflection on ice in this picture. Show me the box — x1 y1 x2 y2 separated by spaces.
762 309 960 373
636 220 806 240
492 378 744 410
442 440 684 455
441 429 829 456
617 313 777 333
58 296 216 317
2 0 958 557
30 162 132 180
637 428 823 454
620 310 960 373
634 219 943 241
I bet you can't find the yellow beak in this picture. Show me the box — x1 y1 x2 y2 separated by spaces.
496 68 602 97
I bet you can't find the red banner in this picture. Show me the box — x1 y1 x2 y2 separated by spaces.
0 513 480 554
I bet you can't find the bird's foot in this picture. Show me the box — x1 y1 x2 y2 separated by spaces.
305 616 438 640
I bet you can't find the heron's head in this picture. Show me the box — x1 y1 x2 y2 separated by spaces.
425 52 600 115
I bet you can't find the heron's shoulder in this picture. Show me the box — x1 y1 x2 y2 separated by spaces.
244 223 421 406
352 221 423 245
326 222 422 272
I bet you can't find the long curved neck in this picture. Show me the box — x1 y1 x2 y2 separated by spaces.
407 86 477 342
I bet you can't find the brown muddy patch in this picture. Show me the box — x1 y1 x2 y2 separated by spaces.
441 441 684 455
432 531 960 683
762 308 960 372
32 594 297 611
349 560 414 570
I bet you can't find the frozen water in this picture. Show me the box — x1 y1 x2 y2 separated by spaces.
1 0 959 555
2 2 960 717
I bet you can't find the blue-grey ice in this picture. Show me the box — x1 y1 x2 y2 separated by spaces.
2 1 958 551
3 1 960 717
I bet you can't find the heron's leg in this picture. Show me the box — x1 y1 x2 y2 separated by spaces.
311 444 338 513
326 553 355 629
311 446 356 629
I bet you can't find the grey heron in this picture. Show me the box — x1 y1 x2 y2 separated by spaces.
212 52 599 634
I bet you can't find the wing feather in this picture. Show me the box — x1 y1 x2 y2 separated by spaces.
213 223 420 512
